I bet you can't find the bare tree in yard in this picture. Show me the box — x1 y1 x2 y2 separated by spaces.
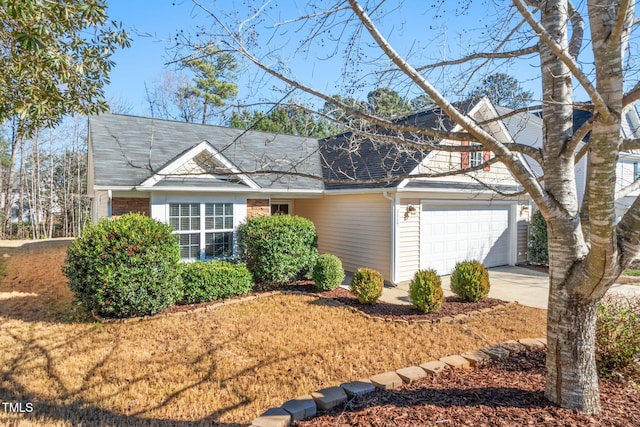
185 0 640 413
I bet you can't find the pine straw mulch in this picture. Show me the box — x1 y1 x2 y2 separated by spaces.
295 348 640 427
165 281 507 322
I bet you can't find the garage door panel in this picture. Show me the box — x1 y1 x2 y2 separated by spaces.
421 204 512 275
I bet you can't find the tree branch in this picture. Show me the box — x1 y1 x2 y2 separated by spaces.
565 113 593 155
414 46 539 71
609 0 632 49
347 0 547 207
567 0 584 58
622 138 640 151
513 0 612 122
623 81 640 106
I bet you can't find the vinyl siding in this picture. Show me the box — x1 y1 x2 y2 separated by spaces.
295 194 392 281
418 149 515 184
397 197 421 282
516 203 530 264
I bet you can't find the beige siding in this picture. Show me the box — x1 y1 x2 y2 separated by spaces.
517 203 531 264
419 150 515 184
397 198 421 282
296 194 392 281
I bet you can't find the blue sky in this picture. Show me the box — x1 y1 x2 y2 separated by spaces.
104 1 543 117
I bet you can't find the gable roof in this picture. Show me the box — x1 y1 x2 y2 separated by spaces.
319 99 480 190
89 113 324 191
89 98 501 193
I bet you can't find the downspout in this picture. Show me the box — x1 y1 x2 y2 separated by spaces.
107 189 112 218
382 191 399 286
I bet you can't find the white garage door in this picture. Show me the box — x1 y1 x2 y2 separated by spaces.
420 203 513 275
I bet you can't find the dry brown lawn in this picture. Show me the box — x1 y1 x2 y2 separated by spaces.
0 240 546 426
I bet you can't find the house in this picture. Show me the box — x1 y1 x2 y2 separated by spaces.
496 104 640 220
88 97 531 283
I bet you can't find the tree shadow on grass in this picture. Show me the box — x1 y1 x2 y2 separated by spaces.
0 387 247 426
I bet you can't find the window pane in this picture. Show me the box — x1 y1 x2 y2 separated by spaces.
205 217 214 230
224 216 233 229
214 217 223 229
205 232 233 258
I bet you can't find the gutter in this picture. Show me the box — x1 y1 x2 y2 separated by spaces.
382 191 399 286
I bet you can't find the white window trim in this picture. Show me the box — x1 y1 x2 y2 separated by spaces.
169 202 236 261
469 142 483 168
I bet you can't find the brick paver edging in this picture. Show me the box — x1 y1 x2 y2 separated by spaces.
90 290 517 325
250 338 548 427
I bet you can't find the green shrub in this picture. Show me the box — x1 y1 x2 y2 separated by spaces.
180 261 253 304
409 269 444 313
63 213 182 318
596 295 640 379
450 260 490 302
529 209 548 265
350 267 384 304
312 253 345 291
237 214 318 284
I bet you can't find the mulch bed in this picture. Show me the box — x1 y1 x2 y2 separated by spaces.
295 349 640 427
166 281 508 321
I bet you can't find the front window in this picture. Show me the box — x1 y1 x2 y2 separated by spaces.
470 142 483 168
634 162 640 181
170 202 234 260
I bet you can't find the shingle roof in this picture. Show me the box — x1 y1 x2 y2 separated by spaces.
319 100 479 190
90 100 484 192
89 113 324 190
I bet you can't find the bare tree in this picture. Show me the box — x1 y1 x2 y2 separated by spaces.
184 0 640 414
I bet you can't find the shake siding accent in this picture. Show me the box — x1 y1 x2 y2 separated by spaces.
421 150 514 183
398 198 421 282
295 194 391 280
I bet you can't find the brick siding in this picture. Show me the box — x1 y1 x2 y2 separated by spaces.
112 197 150 216
247 199 270 218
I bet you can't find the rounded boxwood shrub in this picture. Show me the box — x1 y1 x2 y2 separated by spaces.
450 260 490 302
237 214 318 284
409 269 444 313
63 213 182 318
312 253 345 291
180 261 254 304
350 267 384 304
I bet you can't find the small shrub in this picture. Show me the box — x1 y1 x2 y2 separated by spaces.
237 214 318 284
312 253 345 291
180 261 254 304
596 295 640 379
63 213 182 318
529 209 548 265
450 260 490 302
350 267 384 304
409 269 444 313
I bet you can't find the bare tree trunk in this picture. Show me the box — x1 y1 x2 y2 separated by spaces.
3 122 18 238
545 287 600 412
17 137 25 238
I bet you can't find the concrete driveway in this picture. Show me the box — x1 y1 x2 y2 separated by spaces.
376 266 640 309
